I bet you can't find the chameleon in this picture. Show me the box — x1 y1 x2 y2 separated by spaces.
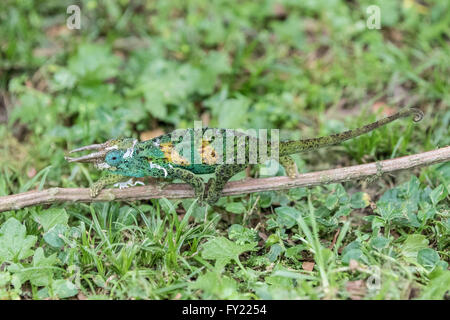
65 107 423 205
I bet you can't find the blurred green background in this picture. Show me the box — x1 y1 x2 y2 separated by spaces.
0 0 448 300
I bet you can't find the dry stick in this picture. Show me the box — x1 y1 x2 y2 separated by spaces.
1 146 449 213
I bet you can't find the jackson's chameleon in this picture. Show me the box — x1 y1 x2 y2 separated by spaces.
66 108 423 205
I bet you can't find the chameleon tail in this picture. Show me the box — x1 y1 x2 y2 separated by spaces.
280 107 423 156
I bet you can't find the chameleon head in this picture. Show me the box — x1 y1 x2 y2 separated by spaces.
65 138 137 166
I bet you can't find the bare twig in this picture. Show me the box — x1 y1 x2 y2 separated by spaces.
0 146 449 212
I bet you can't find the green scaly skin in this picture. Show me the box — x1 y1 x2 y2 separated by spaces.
67 108 423 205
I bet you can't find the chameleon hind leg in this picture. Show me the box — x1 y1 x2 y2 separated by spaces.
90 172 126 197
205 164 247 205
279 155 299 178
169 167 206 203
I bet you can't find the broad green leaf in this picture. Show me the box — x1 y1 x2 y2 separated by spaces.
417 248 440 271
419 268 450 300
52 279 78 299
8 248 58 286
342 249 364 265
265 234 280 247
0 218 36 263
429 185 447 206
371 236 390 250
401 234 429 262
228 225 257 245
350 192 370 209
341 241 367 264
68 44 120 82
275 206 300 229
267 244 283 262
325 194 339 210
375 201 403 222
334 204 352 219
217 98 250 128
43 224 68 248
190 271 240 299
32 208 68 232
202 237 256 271
225 202 245 214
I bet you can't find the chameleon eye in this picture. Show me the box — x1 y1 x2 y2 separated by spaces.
106 151 124 166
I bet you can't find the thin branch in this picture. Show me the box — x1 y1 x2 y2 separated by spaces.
0 146 449 213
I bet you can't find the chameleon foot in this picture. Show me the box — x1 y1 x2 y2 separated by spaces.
89 173 127 198
113 178 145 189
90 184 102 198
280 156 299 178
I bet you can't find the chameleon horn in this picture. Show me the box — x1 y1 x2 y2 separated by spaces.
64 150 107 163
69 143 107 154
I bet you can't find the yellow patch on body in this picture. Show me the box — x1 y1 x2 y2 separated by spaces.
160 142 190 165
199 140 218 165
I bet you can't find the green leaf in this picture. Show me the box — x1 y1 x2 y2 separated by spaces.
267 244 284 262
190 271 239 299
8 247 58 287
401 234 429 262
417 248 440 271
217 98 250 128
371 236 390 250
342 249 364 265
228 225 257 245
43 224 68 248
32 208 68 232
275 206 300 229
52 279 78 299
225 202 246 214
68 44 120 82
341 241 367 264
419 268 450 300
325 194 339 210
429 185 447 206
265 234 280 247
0 218 36 263
350 192 370 209
334 204 352 219
201 237 256 271
375 201 403 222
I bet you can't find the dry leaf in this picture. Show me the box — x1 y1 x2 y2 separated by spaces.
174 293 182 300
77 292 87 300
27 167 37 178
349 259 359 271
258 232 268 241
140 129 165 141
346 280 367 300
302 261 315 271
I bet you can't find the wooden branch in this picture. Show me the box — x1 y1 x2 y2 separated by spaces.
1 146 449 212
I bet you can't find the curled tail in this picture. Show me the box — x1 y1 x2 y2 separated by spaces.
280 107 423 156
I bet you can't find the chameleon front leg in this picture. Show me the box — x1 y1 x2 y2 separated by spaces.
279 155 299 178
169 167 206 203
90 172 125 197
205 164 247 205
